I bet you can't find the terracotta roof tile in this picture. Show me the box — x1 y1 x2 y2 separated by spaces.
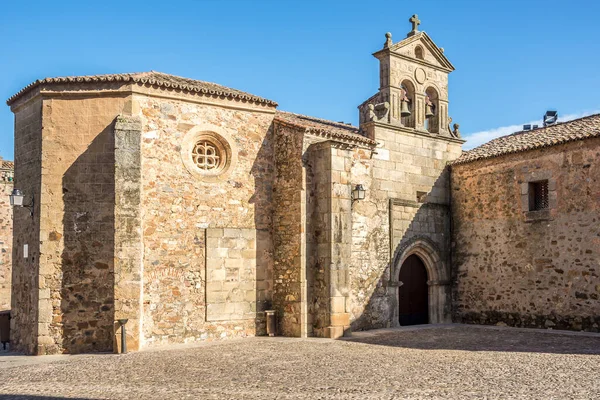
7 71 278 107
1 160 13 170
274 111 376 146
453 114 600 165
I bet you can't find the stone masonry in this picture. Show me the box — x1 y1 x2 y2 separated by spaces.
0 159 13 310
452 136 600 331
5 16 599 354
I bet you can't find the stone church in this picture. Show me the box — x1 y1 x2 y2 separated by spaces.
6 16 599 355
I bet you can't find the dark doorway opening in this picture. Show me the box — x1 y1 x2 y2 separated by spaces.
398 254 429 326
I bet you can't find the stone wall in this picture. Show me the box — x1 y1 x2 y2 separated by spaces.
272 123 305 337
206 228 271 321
36 95 130 354
451 138 600 331
137 93 275 346
305 142 353 338
0 178 13 310
10 97 43 354
349 123 462 330
114 115 143 352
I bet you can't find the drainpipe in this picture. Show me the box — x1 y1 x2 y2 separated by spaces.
447 165 455 321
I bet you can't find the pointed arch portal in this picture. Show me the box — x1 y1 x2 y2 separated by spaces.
398 254 429 325
391 237 451 326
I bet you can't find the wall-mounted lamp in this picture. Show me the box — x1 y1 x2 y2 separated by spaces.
351 184 366 203
10 189 34 217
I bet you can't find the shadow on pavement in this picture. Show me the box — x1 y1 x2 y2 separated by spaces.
0 396 97 400
343 325 600 355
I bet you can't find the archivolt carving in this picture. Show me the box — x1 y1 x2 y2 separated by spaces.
391 235 447 284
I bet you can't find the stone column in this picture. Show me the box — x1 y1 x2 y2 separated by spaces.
272 125 305 337
414 93 427 131
438 100 449 136
113 115 143 351
309 141 352 339
428 280 451 323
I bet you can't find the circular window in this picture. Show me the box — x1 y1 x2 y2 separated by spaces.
192 140 222 171
181 128 234 180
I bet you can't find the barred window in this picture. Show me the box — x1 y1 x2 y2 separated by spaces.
529 180 549 211
192 141 221 171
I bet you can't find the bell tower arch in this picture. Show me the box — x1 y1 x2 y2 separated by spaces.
359 14 457 138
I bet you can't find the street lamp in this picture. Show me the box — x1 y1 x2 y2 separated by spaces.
9 189 34 216
351 184 366 203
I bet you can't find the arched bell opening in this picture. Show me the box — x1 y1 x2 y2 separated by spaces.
398 254 429 325
400 80 415 128
425 86 439 133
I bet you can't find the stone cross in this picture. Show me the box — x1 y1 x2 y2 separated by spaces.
408 14 421 37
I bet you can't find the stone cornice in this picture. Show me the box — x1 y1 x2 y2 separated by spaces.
391 198 448 209
7 71 279 108
10 85 277 115
389 52 454 74
131 86 277 115
373 32 454 73
274 118 376 148
362 121 466 144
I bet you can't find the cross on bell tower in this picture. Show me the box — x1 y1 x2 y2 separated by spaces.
407 14 421 37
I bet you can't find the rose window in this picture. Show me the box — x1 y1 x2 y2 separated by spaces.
192 141 221 171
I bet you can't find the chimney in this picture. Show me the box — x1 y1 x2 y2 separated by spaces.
543 110 558 127
523 124 531 131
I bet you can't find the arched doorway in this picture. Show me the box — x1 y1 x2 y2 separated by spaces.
398 254 429 325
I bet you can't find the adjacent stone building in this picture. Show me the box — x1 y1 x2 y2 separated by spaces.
5 15 599 355
451 115 600 331
0 158 14 310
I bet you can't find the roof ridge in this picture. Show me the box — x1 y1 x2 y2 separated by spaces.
503 112 600 139
7 71 278 107
276 110 358 130
453 113 600 165
274 110 375 146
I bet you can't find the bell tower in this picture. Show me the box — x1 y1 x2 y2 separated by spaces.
359 15 459 138
356 16 464 329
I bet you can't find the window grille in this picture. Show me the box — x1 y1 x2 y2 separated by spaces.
192 141 221 171
528 180 549 211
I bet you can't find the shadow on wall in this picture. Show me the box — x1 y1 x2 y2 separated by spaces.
344 325 600 355
249 124 275 336
60 124 115 353
349 168 452 333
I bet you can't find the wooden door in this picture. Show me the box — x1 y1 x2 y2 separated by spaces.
398 254 429 325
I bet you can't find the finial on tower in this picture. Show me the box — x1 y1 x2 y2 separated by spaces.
407 14 421 37
383 32 393 48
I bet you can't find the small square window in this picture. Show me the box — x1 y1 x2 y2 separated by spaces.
528 180 549 211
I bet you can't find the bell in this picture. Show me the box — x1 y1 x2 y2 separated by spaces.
425 103 435 118
400 99 411 117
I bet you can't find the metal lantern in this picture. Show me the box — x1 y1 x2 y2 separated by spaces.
352 184 366 202
9 189 34 216
9 189 24 207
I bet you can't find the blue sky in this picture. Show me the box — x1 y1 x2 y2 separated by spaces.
1 0 599 159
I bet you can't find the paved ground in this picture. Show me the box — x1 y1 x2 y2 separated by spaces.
0 324 599 399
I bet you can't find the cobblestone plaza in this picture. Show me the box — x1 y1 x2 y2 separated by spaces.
1 325 598 399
